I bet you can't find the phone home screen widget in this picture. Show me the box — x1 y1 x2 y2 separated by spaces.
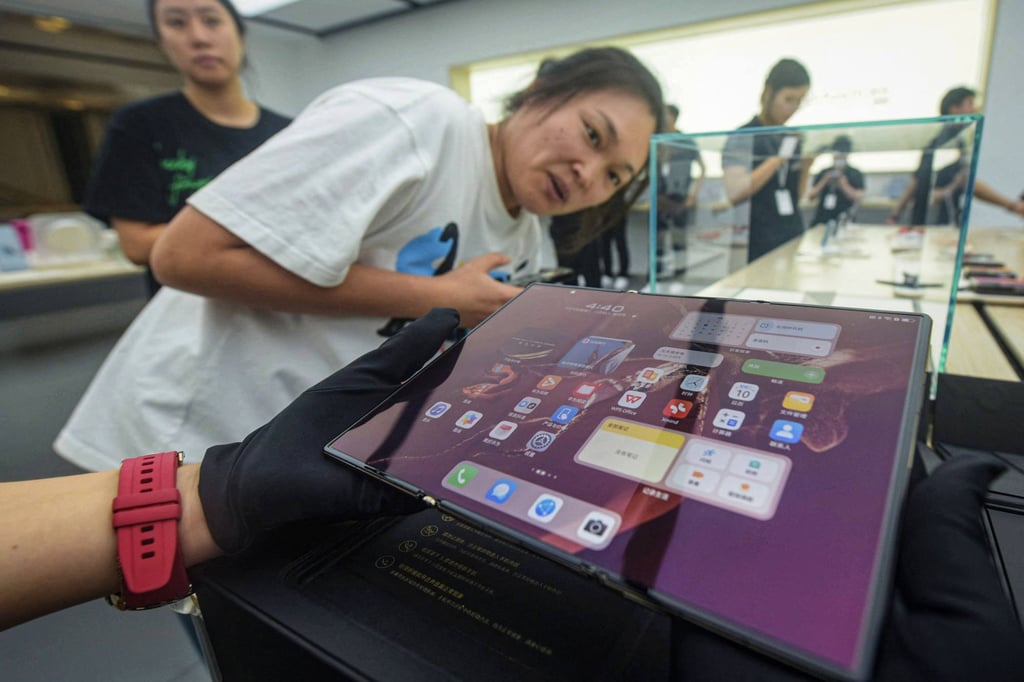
782 391 815 412
514 396 541 414
489 421 518 441
551 405 580 424
527 494 564 523
485 479 517 504
576 510 619 547
663 398 693 419
456 410 483 429
425 401 452 419
446 464 478 488
528 430 557 452
712 408 745 431
770 419 804 444
728 382 760 402
618 390 647 410
680 374 709 392
573 382 600 400
536 375 562 391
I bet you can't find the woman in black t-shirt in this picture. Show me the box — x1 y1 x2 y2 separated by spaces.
85 0 290 295
722 58 811 263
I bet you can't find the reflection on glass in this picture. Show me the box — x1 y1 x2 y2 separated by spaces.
648 114 982 380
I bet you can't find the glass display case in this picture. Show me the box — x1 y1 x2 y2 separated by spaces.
647 115 983 376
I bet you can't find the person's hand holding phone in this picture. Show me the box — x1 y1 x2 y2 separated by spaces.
668 453 1024 682
198 308 460 553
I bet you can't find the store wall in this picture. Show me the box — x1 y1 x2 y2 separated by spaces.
252 0 1023 228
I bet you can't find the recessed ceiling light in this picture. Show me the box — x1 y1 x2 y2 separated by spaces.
232 0 302 16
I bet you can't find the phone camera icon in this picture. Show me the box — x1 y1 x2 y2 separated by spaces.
576 511 617 545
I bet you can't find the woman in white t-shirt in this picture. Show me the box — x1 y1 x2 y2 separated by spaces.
55 47 664 471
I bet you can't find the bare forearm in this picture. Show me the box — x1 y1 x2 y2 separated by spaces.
153 206 521 326
160 241 450 319
974 180 1016 210
892 177 917 217
0 465 219 630
113 219 167 265
725 158 784 205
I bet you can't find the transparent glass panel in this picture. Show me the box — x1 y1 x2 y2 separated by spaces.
648 115 982 379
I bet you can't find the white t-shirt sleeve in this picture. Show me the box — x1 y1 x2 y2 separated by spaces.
188 86 429 287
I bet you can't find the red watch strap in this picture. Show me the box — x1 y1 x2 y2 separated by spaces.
111 452 191 609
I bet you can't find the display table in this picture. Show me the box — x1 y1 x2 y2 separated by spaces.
0 258 146 320
687 224 1022 381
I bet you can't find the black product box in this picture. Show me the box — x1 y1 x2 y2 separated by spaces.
931 374 1024 623
193 508 670 681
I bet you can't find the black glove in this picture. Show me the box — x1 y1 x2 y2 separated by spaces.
198 308 460 554
669 453 1024 682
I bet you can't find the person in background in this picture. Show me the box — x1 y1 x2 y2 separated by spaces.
83 0 290 296
549 210 603 287
888 87 1024 226
55 47 664 475
723 58 814 263
930 141 970 226
4 308 1023 682
807 134 865 226
655 103 705 279
599 213 631 290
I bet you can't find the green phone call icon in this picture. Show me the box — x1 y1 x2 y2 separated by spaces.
447 464 478 488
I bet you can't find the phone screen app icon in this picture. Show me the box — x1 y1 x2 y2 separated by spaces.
783 391 815 412
489 421 518 440
528 494 564 523
728 382 760 402
573 382 600 400
576 510 618 545
486 479 517 504
770 419 804 444
446 464 478 488
618 390 647 410
636 367 665 387
514 396 541 414
425 401 451 418
551 405 580 424
536 375 562 391
680 374 709 392
712 408 745 431
528 431 556 452
663 399 693 419
456 410 483 429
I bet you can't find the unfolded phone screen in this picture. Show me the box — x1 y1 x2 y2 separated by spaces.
326 285 930 680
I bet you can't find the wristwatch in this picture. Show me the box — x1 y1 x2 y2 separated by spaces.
108 451 192 610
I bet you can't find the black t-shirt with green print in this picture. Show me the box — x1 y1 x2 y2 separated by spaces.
84 92 290 293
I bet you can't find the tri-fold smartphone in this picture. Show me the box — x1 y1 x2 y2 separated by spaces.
325 284 931 681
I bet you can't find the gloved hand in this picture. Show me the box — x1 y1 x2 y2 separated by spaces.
198 308 460 554
669 452 1024 682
